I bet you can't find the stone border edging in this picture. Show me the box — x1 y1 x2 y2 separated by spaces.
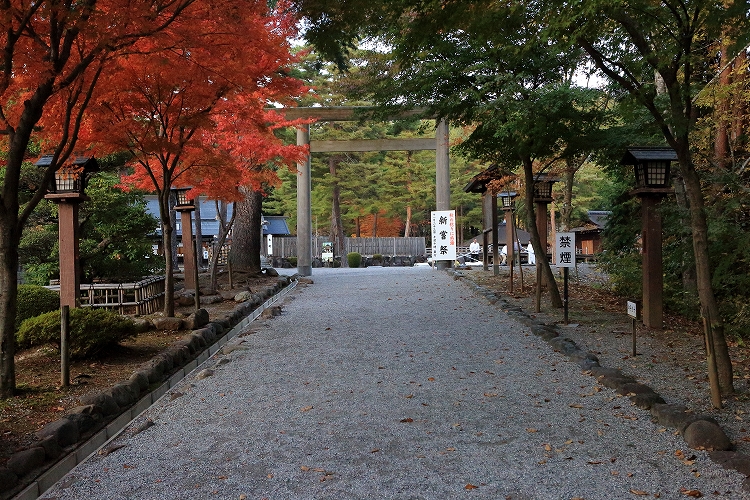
453 270 750 492
3 276 298 500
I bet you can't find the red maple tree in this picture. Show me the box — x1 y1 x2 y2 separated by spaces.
82 0 308 315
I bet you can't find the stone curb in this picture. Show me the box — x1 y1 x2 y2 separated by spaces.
2 275 297 500
455 271 750 491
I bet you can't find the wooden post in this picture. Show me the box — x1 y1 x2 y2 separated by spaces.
436 119 451 270
60 306 70 388
57 203 81 309
641 196 663 330
506 209 514 292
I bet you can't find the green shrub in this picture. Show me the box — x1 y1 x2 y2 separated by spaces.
347 252 362 268
16 308 135 359
373 253 383 261
16 284 59 330
287 257 297 267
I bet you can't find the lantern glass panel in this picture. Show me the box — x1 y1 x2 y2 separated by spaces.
534 181 552 199
54 169 82 193
174 188 193 207
646 161 667 186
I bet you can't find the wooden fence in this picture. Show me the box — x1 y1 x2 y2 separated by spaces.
47 276 166 315
269 236 426 258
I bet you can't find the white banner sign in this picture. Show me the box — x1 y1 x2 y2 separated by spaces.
555 232 576 268
431 210 457 261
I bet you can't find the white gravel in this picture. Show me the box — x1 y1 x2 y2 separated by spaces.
41 267 746 499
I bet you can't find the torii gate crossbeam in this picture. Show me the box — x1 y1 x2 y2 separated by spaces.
285 107 450 276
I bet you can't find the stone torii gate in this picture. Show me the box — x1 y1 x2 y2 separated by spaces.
281 106 451 276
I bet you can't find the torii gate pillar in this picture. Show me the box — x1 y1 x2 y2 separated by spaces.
435 119 451 270
297 124 313 276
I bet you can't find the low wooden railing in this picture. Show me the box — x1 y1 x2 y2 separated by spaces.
47 276 165 316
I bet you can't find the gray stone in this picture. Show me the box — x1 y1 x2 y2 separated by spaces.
589 366 624 378
629 392 666 410
210 321 225 336
80 391 120 416
109 383 136 408
65 411 99 434
132 318 152 333
598 374 637 390
577 357 601 370
200 294 223 305
262 267 279 277
234 291 253 303
683 419 732 451
7 447 46 476
195 327 216 344
616 382 656 397
190 332 208 349
709 451 750 476
651 403 693 430
530 325 556 337
184 308 210 330
129 371 150 392
196 369 215 380
0 467 18 492
153 316 184 331
37 435 64 460
548 337 579 355
36 418 80 447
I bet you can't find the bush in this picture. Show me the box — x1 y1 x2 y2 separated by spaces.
347 252 362 268
16 284 59 330
16 308 135 359
373 253 383 261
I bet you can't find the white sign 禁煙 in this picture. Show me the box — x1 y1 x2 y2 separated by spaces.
431 210 456 261
555 232 576 268
627 301 638 318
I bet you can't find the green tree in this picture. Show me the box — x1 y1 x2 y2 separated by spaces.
544 0 748 395
19 172 161 286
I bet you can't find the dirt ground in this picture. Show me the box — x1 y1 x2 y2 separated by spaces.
0 270 282 467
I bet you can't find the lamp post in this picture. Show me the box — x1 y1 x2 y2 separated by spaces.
173 187 200 312
499 191 517 291
36 154 98 387
621 147 676 330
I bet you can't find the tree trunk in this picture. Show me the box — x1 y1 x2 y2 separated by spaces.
714 40 732 169
676 145 734 394
371 212 378 237
522 157 563 308
404 205 412 237
329 156 347 266
209 201 234 292
231 187 263 273
561 159 575 231
672 172 698 296
158 189 176 317
0 214 19 398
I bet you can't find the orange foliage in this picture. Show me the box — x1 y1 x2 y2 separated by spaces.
355 210 404 237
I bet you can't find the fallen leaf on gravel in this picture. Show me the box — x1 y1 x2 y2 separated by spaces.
405 394 414 399
218 476 228 480
427 377 435 381
465 484 478 490
300 466 310 471
400 418 414 423
587 461 602 464
629 489 649 495
680 488 702 497
371 449 380 453
300 406 313 412
484 392 498 397
569 403 583 408
526 428 538 433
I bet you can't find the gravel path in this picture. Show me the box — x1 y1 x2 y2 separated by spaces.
41 267 746 499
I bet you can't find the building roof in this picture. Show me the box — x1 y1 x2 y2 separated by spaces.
621 146 677 164
144 195 289 238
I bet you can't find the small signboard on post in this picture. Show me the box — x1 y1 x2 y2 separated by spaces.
431 210 457 263
627 300 641 356
555 232 576 324
555 232 576 268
